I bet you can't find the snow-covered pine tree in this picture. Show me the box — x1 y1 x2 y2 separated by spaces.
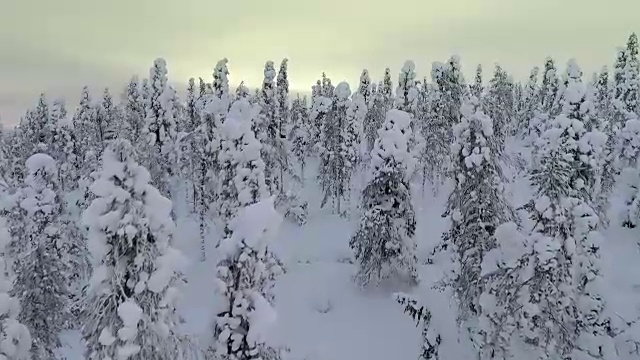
318 82 355 217
49 100 90 324
123 76 145 143
440 96 514 328
350 108 417 287
143 58 178 196
50 100 80 192
257 61 287 195
616 33 639 118
276 58 290 138
518 67 541 142
289 95 310 179
29 94 54 154
591 68 616 223
81 139 187 360
321 72 335 99
380 68 393 110
141 78 150 119
396 60 419 115
357 69 372 105
363 82 385 154
213 58 231 103
616 34 640 171
309 79 332 156
540 57 561 116
235 82 250 100
0 217 31 360
97 88 119 147
483 64 514 153
506 60 613 360
421 57 466 187
198 77 207 100
192 58 232 259
471 64 483 99
346 92 366 173
209 197 284 360
73 86 98 169
217 98 268 235
396 60 422 170
12 154 70 359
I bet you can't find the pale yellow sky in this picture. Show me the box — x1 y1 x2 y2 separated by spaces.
0 0 637 125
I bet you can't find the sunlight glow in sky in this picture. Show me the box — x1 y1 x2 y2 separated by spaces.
1 0 638 124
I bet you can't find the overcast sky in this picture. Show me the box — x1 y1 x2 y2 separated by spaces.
1 0 638 125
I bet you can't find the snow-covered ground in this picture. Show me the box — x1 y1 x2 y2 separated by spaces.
59 151 640 360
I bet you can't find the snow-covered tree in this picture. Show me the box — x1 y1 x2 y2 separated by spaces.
12 154 70 359
440 96 514 327
318 82 356 216
614 33 639 120
276 58 290 138
235 82 251 100
97 88 119 147
350 109 417 287
289 95 310 178
81 139 187 360
364 82 385 153
489 60 614 360
51 105 79 193
540 57 561 116
123 76 145 143
209 198 284 360
258 61 287 195
321 72 335 99
483 64 514 152
396 60 419 115
217 98 268 235
519 67 542 142
309 80 332 155
73 86 98 168
143 58 178 195
471 64 483 99
0 217 31 360
357 69 372 105
381 68 394 111
591 68 616 224
421 57 466 187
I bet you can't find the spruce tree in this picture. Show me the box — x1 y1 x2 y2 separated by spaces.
486 60 614 360
258 60 286 196
210 198 284 360
483 64 514 153
471 64 483 99
350 109 417 287
357 69 372 105
591 68 616 224
309 79 332 155
318 82 355 216
143 58 178 196
73 86 98 170
276 58 290 138
289 95 310 179
217 98 268 235
396 60 419 115
441 96 514 326
519 67 541 142
81 139 186 360
97 88 118 147
123 76 145 143
540 57 561 116
0 217 31 360
12 154 70 359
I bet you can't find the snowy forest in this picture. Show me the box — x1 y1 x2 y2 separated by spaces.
1 32 640 360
